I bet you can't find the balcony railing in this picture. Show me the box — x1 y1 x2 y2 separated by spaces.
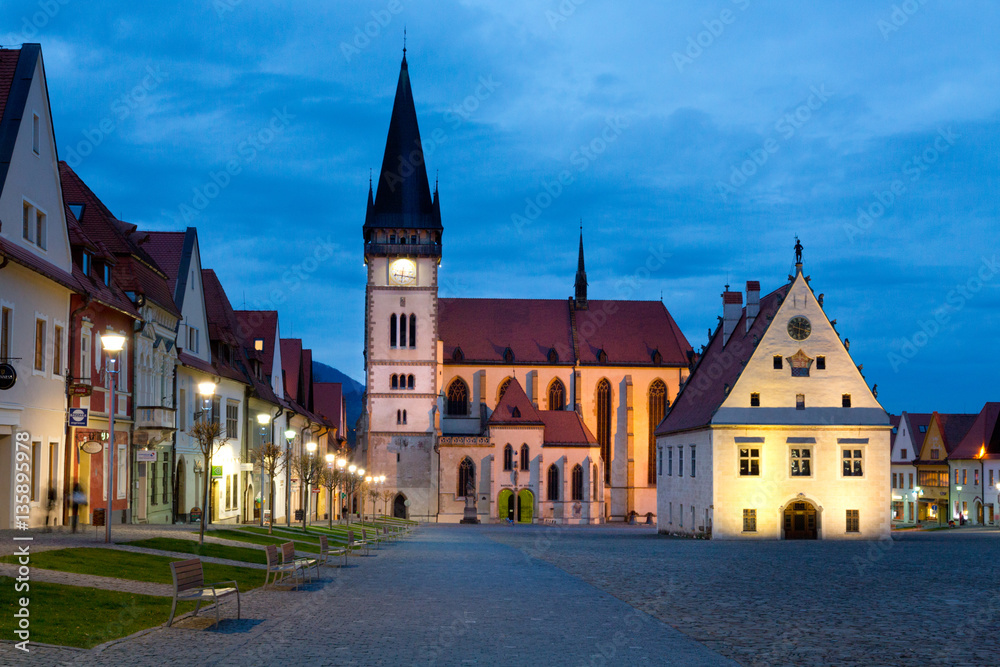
135 406 176 430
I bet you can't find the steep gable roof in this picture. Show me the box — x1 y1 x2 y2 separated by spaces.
314 382 346 437
540 411 598 446
0 45 40 195
200 269 249 385
488 377 543 426
144 229 198 308
235 310 279 372
365 55 441 232
950 403 1000 460
280 338 303 404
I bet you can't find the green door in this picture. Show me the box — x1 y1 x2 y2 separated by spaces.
498 489 514 521
518 489 534 523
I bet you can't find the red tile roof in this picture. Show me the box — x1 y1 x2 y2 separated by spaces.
935 412 980 455
539 411 598 446
0 235 77 291
143 232 187 295
314 382 345 435
657 283 790 435
178 350 216 376
235 310 278 370
301 348 313 410
201 269 248 385
746 281 760 291
488 377 543 425
113 255 180 317
280 338 303 403
0 49 20 124
950 403 1000 460
439 298 690 366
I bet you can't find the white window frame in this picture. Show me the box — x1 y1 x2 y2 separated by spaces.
32 112 40 155
32 312 48 377
739 447 761 477
842 447 866 478
789 446 813 478
0 300 14 362
117 443 127 499
52 319 66 378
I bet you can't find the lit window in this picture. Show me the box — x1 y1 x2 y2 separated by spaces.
790 448 811 476
743 509 757 532
254 338 264 351
739 448 760 476
842 394 852 408
846 509 860 533
750 392 760 407
843 449 864 477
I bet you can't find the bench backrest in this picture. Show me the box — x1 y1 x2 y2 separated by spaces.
265 544 281 567
348 529 356 544
170 558 205 593
319 535 328 552
280 541 296 563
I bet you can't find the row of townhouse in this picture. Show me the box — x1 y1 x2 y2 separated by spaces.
0 43 349 530
889 403 1000 527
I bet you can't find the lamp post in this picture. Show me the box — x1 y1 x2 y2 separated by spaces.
325 453 335 528
196 381 216 532
305 441 317 526
348 464 357 523
100 331 126 544
256 413 271 526
357 468 366 524
364 475 372 523
284 428 296 526
337 457 346 522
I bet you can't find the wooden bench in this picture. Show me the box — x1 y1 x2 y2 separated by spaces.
318 535 349 567
264 543 302 589
168 558 240 629
281 541 319 581
361 527 383 550
347 529 370 556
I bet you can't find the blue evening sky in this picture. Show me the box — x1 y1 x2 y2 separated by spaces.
3 1 997 414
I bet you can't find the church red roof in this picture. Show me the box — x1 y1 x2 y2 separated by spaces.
488 378 543 425
540 411 598 446
439 298 690 366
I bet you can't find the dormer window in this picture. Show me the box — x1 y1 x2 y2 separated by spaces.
81 252 91 277
651 349 662 365
254 338 264 351
503 347 514 364
548 348 559 364
103 264 111 286
597 349 608 364
919 425 926 433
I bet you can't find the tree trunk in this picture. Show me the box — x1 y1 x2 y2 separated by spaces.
199 452 210 544
268 475 275 535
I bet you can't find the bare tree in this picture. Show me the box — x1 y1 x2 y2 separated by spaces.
189 419 231 544
249 441 286 535
342 473 361 526
291 453 324 532
367 487 380 521
380 488 395 516
317 465 345 529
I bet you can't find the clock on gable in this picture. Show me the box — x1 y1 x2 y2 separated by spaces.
787 316 811 341
389 258 416 286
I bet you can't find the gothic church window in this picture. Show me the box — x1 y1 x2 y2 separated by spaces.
548 378 565 411
458 457 475 497
407 374 415 389
497 377 511 403
503 444 513 471
446 378 469 416
547 464 560 501
409 314 416 348
597 379 612 483
390 314 397 347
399 313 407 347
520 444 529 471
647 380 667 485
571 464 583 501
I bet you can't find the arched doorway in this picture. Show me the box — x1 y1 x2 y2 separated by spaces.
517 489 534 523
498 489 514 521
393 493 408 519
783 500 819 539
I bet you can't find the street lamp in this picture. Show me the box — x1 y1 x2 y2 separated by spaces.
100 331 126 544
256 413 271 526
325 453 335 528
284 428 296 527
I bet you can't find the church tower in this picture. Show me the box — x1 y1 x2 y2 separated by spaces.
362 52 442 521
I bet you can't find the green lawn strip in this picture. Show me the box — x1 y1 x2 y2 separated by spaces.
202 528 321 554
236 526 324 544
261 525 375 551
122 537 267 565
1 577 197 649
0 548 263 591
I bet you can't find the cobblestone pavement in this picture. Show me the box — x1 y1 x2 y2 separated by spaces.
3 525 733 666
487 525 1000 666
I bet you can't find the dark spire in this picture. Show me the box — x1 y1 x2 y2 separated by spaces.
364 51 441 233
575 220 588 309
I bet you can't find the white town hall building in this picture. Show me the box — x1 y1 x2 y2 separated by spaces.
357 54 692 523
655 244 892 540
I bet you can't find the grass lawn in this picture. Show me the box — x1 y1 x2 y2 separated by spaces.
1 577 196 649
123 537 267 565
203 528 321 554
0 548 263 591
238 526 324 543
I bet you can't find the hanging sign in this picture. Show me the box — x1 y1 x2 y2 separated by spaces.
69 408 89 427
137 450 157 462
211 465 223 477
0 364 16 390
81 441 103 454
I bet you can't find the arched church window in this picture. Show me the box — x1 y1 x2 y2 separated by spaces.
597 379 612 483
409 314 416 348
390 314 397 347
396 410 401 424
648 380 667 485
593 464 599 499
572 464 583 501
402 410 407 424
391 374 398 389
520 444 529 471
446 378 469 416
547 464 560 501
399 313 407 347
458 457 475 497
407 374 414 389
497 377 511 403
503 444 513 471
548 378 565 411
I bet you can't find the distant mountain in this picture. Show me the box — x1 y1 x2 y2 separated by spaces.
312 362 364 445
